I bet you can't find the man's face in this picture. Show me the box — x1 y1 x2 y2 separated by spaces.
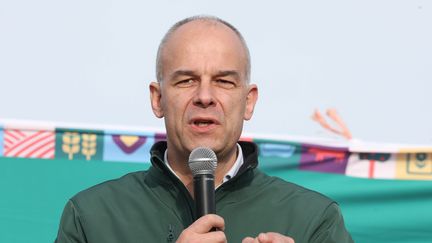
150 21 258 159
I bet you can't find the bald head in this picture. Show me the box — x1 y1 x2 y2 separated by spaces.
156 15 251 83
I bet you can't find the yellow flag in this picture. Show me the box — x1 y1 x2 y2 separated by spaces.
396 149 432 180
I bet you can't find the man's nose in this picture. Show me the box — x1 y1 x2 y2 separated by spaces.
192 81 215 108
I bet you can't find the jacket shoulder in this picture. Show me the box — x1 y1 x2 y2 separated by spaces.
251 170 336 208
249 170 353 242
70 170 149 209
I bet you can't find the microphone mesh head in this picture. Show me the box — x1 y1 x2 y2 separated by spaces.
188 147 217 176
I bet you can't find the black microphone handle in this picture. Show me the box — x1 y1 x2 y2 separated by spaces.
193 174 215 219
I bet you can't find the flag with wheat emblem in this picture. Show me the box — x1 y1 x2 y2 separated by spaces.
3 128 55 158
55 128 104 161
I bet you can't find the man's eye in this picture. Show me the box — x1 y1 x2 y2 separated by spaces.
176 79 195 87
215 79 235 88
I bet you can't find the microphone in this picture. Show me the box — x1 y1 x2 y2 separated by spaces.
188 147 217 219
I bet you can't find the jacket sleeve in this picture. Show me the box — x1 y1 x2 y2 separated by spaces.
55 200 87 243
310 203 354 243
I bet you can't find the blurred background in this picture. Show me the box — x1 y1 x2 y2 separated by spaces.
1 1 432 242
1 0 431 144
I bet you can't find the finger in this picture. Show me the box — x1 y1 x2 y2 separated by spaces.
260 232 295 243
242 237 255 243
200 230 227 243
188 214 225 233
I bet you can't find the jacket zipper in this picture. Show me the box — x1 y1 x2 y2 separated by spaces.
154 157 197 223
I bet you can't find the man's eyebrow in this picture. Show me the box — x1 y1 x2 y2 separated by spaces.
214 70 240 79
169 70 241 79
170 70 197 78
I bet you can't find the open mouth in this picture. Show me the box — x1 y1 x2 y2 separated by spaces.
193 120 215 127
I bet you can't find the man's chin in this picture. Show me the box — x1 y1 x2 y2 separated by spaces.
186 139 222 152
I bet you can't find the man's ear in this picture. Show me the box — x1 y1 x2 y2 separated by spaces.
244 84 258 121
149 82 164 118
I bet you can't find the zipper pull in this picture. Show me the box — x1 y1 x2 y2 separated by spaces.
167 224 175 243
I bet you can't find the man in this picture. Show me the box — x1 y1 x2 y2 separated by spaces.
56 16 353 243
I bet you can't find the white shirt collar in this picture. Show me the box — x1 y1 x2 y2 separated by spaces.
164 143 244 188
222 143 244 183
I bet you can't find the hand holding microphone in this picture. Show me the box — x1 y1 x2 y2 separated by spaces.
177 147 293 243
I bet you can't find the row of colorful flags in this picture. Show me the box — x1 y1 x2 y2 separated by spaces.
1 120 431 180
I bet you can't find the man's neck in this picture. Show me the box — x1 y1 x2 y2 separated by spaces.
166 146 238 197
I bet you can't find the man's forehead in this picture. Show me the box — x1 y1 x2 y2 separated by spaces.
164 21 246 59
156 17 251 83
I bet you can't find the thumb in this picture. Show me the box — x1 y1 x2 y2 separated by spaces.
258 233 271 243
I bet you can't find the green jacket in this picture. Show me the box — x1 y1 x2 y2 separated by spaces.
56 141 353 243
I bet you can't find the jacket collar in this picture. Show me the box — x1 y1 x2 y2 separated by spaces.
147 141 260 211
149 141 259 179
